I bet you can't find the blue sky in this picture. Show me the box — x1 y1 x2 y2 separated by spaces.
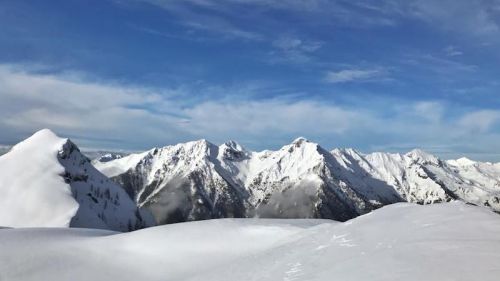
1 0 500 160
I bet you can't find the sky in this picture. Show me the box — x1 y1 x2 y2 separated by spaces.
0 0 500 161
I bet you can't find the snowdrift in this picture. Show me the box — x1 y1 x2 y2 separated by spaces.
1 202 499 281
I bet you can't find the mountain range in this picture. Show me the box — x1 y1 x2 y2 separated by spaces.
94 135 500 225
1 129 499 229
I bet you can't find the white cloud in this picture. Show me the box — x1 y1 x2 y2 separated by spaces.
271 36 323 63
444 45 463 57
325 68 387 83
135 0 263 41
137 0 500 41
349 0 500 39
0 64 499 160
182 20 263 41
458 110 500 133
0 64 188 148
407 0 500 37
183 100 364 140
413 101 444 122
272 36 322 52
402 53 477 74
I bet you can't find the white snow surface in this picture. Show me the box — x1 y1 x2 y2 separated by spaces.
0 129 78 227
0 129 153 230
1 202 500 281
93 149 150 178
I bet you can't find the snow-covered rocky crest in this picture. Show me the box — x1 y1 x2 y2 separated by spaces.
96 139 248 224
364 149 500 211
96 137 500 224
96 137 402 223
0 129 154 231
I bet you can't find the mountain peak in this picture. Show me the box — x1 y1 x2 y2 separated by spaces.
32 128 58 138
405 149 440 165
0 129 153 230
24 128 61 143
178 139 216 153
448 157 476 167
292 137 309 145
222 140 244 150
219 140 248 161
11 128 66 154
193 138 211 145
456 157 476 166
285 137 322 153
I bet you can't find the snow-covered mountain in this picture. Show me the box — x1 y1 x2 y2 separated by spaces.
86 151 128 162
363 149 500 211
2 202 500 281
95 137 500 224
0 129 154 231
95 139 248 224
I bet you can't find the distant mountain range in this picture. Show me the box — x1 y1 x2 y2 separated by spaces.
0 144 129 162
1 129 499 229
94 136 500 224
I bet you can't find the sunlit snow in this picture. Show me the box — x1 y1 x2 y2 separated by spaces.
1 202 499 281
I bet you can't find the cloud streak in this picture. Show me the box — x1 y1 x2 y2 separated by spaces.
1 64 499 160
136 0 500 40
270 36 323 64
325 68 388 83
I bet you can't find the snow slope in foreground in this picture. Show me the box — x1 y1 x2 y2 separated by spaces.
1 202 499 281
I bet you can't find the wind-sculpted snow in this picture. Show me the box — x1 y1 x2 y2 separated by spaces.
0 129 78 227
1 203 499 281
97 137 500 224
0 129 153 231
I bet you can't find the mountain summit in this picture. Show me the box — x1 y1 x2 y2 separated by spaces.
0 129 154 231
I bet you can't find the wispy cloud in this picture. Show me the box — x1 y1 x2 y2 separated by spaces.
324 68 388 83
270 35 323 64
0 64 189 148
1 63 499 160
407 0 500 38
412 101 444 123
182 20 263 41
458 110 500 133
135 0 263 40
349 0 500 39
136 0 500 40
444 45 463 57
402 53 477 74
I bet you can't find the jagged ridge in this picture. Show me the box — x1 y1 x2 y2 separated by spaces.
95 137 500 224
